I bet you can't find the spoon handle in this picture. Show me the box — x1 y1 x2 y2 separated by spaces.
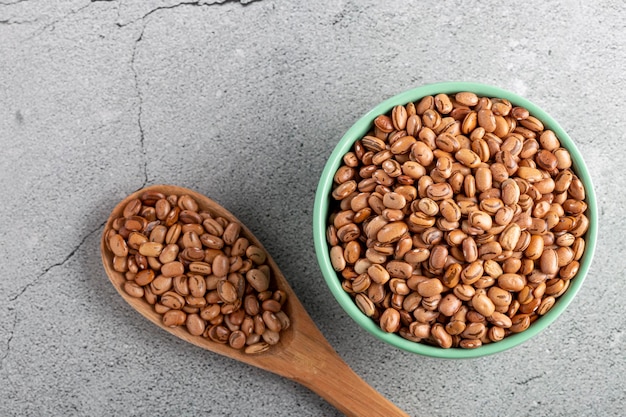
270 315 410 417
299 350 410 417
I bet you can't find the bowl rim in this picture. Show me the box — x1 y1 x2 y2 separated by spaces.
313 81 598 359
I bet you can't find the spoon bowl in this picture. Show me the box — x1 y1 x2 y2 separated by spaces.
101 184 408 417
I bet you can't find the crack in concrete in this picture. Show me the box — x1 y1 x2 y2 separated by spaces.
117 0 262 28
0 308 17 372
0 0 30 6
0 17 38 24
131 23 149 189
125 0 262 186
8 220 107 303
516 373 545 386
1 220 105 371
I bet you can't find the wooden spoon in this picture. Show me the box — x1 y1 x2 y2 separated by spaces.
101 184 409 417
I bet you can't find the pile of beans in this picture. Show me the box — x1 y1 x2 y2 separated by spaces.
327 92 589 349
106 191 289 354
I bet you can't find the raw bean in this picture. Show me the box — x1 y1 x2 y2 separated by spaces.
163 310 186 327
127 232 148 251
478 109 496 132
186 313 206 336
499 223 521 251
510 314 531 333
161 261 184 278
217 280 238 303
160 291 185 310
456 148 481 168
468 211 492 231
498 274 526 292
124 281 144 298
189 261 212 275
462 237 478 262
488 311 512 328
330 246 346 271
537 296 556 315
246 268 270 292
150 275 173 295
540 248 559 275
135 269 155 286
157 243 178 264
109 234 129 257
472 291 496 317
377 221 408 243
380 308 401 333
435 94 453 114
525 235 544 260
391 136 416 155
355 293 376 316
408 322 430 339
456 92 479 106
332 180 357 200
139 241 163 258
438 293 462 316
426 182 454 201
228 330 246 349
417 278 444 297
386 260 413 279
429 245 448 271
368 264 391 285
446 320 466 336
431 323 453 348
154 303 170 314
461 322 487 339
488 286 512 306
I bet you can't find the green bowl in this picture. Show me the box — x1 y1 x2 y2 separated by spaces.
313 82 598 359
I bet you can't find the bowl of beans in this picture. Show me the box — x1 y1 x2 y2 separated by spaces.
313 82 597 358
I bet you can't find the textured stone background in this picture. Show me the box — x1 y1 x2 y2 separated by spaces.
0 1 623 416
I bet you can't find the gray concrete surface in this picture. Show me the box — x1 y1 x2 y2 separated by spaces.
0 0 623 416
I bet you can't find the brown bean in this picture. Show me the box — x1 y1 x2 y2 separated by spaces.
135 269 155 286
150 275 173 295
540 248 559 275
498 274 526 292
525 235 544 260
468 210 493 231
163 310 186 327
499 223 522 251
124 281 144 298
431 323 453 348
487 286 512 307
217 280 238 303
160 261 183 278
426 182 453 201
455 92 479 106
439 293 462 316
186 313 206 336
108 234 128 257
138 241 162 258
377 221 408 243
417 278 444 297
429 245 448 271
380 308 401 333
478 109 496 132
472 291 496 317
